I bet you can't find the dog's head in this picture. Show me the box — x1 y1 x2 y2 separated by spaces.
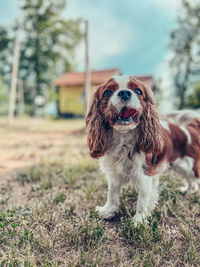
86 75 163 158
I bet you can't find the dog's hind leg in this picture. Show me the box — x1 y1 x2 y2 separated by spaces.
171 156 200 194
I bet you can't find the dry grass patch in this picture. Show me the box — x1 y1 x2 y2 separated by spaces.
1 160 200 266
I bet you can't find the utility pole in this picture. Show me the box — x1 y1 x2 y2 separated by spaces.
84 20 91 116
8 38 20 122
18 79 24 117
44 85 49 118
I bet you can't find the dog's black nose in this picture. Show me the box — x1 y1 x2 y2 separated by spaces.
118 90 132 101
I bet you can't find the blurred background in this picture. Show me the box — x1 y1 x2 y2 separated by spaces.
0 0 199 120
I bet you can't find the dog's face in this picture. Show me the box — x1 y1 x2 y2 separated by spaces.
86 75 163 158
97 75 149 132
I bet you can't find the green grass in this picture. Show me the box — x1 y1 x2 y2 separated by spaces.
1 161 200 266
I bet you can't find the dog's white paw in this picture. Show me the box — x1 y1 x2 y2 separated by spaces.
179 181 200 194
133 213 147 226
188 182 199 194
179 186 188 194
96 205 118 219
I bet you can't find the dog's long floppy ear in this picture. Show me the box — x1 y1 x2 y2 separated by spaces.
138 88 164 154
86 90 109 158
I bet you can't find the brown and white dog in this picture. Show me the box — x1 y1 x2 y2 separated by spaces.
86 75 200 223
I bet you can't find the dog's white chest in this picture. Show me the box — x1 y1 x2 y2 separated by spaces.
99 142 146 184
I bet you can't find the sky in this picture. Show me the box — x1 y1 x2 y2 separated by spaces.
0 0 181 110
65 0 181 76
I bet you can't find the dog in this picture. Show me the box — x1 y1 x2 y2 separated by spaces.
86 75 200 223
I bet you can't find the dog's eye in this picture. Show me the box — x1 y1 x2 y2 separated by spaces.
103 90 112 98
134 88 143 96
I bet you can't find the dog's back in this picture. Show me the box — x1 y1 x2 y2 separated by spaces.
164 109 200 125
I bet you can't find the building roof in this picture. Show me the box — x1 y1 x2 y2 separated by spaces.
53 68 121 87
53 68 153 88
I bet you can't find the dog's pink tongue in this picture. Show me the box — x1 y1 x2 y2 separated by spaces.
120 107 137 119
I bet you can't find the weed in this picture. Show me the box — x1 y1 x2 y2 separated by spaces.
121 214 162 249
75 218 105 249
65 202 76 217
53 192 66 204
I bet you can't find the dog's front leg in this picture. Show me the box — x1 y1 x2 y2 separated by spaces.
96 175 122 219
133 174 154 224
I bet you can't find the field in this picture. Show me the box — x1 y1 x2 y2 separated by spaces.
0 118 200 266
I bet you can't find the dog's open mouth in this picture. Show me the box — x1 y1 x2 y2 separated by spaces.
112 107 138 126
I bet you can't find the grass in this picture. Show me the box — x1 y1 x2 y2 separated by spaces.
0 119 200 266
1 161 200 266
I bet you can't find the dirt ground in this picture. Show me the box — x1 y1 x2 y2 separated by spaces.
0 117 87 208
0 117 86 182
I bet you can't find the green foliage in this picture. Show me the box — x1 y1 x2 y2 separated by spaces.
121 213 162 249
185 83 200 108
53 192 66 204
19 0 82 87
169 0 200 109
0 78 9 115
0 26 13 84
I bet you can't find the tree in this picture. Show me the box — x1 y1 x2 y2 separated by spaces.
0 26 14 86
185 82 200 108
0 0 82 115
169 0 200 109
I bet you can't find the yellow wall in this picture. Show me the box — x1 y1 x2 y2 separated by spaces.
59 86 85 115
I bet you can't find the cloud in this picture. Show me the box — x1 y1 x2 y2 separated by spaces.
88 16 134 68
66 0 135 70
151 0 181 15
